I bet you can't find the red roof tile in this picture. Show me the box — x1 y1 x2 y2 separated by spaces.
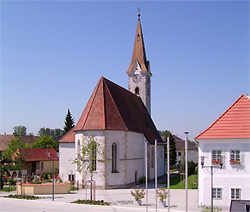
0 135 38 151
61 76 162 145
58 127 75 143
195 94 250 139
20 148 58 162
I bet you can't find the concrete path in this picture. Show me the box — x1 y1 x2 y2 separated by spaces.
0 187 200 212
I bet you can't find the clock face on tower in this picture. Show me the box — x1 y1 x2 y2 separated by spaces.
132 74 142 84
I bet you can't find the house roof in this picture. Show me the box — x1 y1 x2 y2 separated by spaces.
0 135 38 151
126 13 150 74
161 135 198 151
60 76 163 145
20 148 58 162
195 94 250 139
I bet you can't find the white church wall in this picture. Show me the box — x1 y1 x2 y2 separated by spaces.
105 130 145 187
75 131 106 188
59 142 75 183
198 138 250 210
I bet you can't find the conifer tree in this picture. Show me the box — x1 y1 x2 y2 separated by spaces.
63 109 75 134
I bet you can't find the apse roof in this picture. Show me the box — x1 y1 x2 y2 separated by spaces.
59 77 163 145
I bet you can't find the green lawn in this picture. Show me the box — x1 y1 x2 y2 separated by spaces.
0 186 16 192
161 174 198 189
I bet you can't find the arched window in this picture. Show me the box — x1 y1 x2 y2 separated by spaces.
91 141 97 171
135 87 140 95
77 140 81 170
112 143 117 173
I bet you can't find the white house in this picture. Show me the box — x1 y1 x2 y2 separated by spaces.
59 13 165 189
195 94 250 210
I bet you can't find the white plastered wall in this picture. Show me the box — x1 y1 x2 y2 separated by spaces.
59 142 75 183
198 138 250 210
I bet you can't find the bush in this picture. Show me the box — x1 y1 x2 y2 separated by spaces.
188 161 197 175
71 199 110 206
139 176 146 184
7 178 16 186
201 204 222 212
4 194 40 200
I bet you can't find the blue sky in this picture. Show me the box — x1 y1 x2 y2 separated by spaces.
1 1 249 140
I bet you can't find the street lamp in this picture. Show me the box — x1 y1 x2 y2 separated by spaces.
47 150 59 201
184 131 189 212
200 155 223 212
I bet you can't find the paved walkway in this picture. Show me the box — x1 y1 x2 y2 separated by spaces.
0 176 226 212
0 188 200 212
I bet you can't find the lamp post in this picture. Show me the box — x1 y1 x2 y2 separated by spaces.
184 131 189 212
201 155 223 212
47 150 59 201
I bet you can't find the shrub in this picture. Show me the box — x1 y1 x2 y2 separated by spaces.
138 176 146 184
4 194 39 200
71 199 110 206
201 204 222 212
7 178 16 186
188 161 197 175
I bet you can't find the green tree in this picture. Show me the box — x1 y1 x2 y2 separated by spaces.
2 137 25 162
32 135 58 151
73 135 106 201
63 109 75 134
13 126 27 136
2 137 26 176
38 128 63 142
163 131 177 168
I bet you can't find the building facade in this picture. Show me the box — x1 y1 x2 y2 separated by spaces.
196 94 250 210
59 13 164 189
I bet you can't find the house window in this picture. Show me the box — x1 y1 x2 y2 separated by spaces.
212 150 222 164
213 188 222 200
230 150 241 164
178 152 181 156
231 188 241 200
91 141 97 171
112 143 118 173
68 174 75 182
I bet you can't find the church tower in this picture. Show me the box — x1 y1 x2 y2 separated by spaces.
126 12 152 114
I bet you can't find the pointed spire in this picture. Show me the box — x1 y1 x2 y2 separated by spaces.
126 11 149 74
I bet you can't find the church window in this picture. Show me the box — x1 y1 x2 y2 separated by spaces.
151 146 154 168
135 87 140 95
112 143 118 173
77 140 81 171
91 141 97 171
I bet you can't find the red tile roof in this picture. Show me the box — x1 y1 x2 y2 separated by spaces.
60 77 163 145
195 94 250 139
20 148 58 162
0 135 38 151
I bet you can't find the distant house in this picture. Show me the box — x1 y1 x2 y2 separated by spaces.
14 148 59 176
0 135 38 158
161 135 198 167
195 94 250 210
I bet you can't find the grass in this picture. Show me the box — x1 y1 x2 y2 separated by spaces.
0 186 16 192
161 174 198 189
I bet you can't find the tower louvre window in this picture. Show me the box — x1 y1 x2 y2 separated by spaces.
135 87 140 95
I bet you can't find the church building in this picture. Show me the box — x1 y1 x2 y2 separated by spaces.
58 13 164 189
